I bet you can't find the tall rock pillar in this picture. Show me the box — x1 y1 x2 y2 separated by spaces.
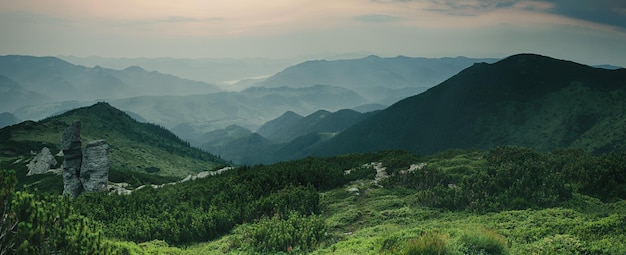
80 140 110 192
61 120 83 198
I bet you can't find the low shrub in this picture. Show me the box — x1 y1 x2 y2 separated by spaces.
404 232 448 255
232 211 327 253
459 228 509 255
522 235 588 255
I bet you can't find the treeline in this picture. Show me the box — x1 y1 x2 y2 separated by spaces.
382 146 626 212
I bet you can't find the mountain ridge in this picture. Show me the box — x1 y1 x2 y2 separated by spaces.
255 55 499 104
313 53 626 156
0 55 221 103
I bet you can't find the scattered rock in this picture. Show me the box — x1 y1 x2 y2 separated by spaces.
400 163 427 174
181 167 234 183
347 187 360 196
80 140 110 192
108 182 132 195
26 147 58 176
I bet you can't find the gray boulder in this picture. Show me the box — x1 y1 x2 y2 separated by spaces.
26 147 57 176
61 120 83 198
80 140 110 192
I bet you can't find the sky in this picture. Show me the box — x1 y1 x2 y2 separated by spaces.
1 0 626 66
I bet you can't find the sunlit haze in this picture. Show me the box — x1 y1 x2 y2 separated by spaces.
1 0 626 66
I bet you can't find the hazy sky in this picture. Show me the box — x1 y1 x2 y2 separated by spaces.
1 0 625 66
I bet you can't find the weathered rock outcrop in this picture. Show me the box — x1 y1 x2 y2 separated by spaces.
62 120 83 198
26 147 57 176
61 120 110 197
80 140 110 192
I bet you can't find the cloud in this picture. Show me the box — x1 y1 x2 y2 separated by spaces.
424 0 522 16
159 16 198 23
157 16 223 23
540 0 626 30
354 14 404 22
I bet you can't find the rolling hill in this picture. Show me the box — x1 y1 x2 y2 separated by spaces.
255 55 498 104
0 102 227 178
314 53 626 156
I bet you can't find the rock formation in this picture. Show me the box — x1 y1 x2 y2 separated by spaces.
62 120 83 198
26 147 57 176
61 120 110 197
80 140 110 192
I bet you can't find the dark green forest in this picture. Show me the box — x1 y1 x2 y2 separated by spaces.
1 147 625 254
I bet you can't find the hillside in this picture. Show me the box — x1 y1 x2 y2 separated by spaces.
0 55 220 103
256 55 498 103
0 102 227 178
315 54 626 156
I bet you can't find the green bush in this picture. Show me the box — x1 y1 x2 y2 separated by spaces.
459 228 509 255
522 235 588 255
0 170 120 255
232 211 327 253
404 232 448 255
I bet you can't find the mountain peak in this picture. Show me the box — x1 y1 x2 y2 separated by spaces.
124 65 147 72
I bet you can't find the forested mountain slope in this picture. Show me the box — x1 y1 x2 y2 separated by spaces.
315 53 626 156
0 102 227 177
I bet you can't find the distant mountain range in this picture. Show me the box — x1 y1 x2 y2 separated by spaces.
257 109 375 144
0 55 221 103
255 55 499 104
0 102 227 177
314 54 626 156
3 54 499 137
204 54 626 164
59 55 296 87
198 109 376 164
15 85 367 137
4 53 624 166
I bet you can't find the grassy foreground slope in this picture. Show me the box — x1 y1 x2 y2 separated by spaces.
1 147 624 254
199 148 625 255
